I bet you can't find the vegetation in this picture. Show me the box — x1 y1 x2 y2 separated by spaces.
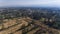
0 7 60 34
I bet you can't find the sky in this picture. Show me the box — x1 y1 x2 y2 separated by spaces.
0 0 60 7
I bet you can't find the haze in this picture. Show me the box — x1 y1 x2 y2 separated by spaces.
0 0 60 7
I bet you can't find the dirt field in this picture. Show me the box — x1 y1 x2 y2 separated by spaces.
0 17 59 34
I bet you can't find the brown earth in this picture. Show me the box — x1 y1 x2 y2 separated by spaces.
0 17 59 34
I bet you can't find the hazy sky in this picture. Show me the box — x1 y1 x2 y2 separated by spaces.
0 0 60 7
